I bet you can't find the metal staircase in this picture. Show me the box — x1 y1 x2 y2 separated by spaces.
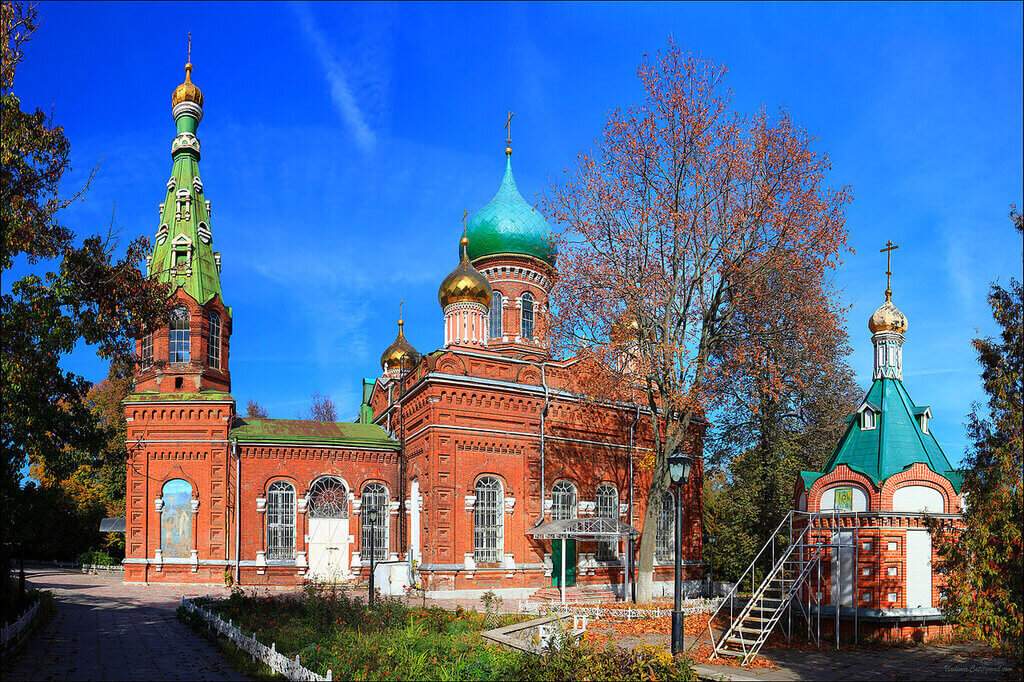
704 510 845 665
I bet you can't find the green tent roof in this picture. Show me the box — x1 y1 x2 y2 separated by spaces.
465 154 556 266
813 378 961 492
231 418 398 449
148 106 223 306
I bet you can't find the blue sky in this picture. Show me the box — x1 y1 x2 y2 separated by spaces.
12 1 1023 466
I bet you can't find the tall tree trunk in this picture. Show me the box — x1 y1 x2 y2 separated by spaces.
636 469 670 604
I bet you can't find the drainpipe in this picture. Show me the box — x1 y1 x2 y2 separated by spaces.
234 438 240 586
629 404 639 603
535 362 550 528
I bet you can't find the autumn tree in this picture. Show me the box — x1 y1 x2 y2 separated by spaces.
246 399 269 419
1 3 166 593
933 208 1023 662
297 391 338 422
546 42 851 602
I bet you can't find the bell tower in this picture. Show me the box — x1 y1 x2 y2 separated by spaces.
133 55 232 395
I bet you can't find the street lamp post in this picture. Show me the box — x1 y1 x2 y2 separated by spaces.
366 505 378 609
668 449 693 656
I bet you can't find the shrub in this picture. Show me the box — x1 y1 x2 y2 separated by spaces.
76 549 117 566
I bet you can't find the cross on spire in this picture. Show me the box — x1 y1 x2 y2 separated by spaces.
505 111 514 155
399 298 404 325
880 240 899 301
187 31 192 64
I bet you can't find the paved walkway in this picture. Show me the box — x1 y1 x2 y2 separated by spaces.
2 567 246 681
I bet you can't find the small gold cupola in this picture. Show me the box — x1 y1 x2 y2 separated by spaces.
172 35 204 108
438 236 493 309
380 318 419 375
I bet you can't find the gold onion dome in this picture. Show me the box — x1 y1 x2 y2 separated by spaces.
380 319 419 372
438 237 493 309
610 311 640 343
172 62 204 107
868 294 909 335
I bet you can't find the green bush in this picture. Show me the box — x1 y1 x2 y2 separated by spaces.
76 549 118 566
187 585 696 681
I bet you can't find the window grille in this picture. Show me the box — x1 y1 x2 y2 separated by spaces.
207 311 221 369
595 483 619 561
521 293 535 340
361 482 389 561
489 291 503 338
655 493 675 563
308 477 348 518
266 480 295 561
169 307 191 363
474 477 504 563
551 480 577 521
141 332 154 368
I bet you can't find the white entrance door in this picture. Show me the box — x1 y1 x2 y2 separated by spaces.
831 531 855 606
410 479 421 562
308 517 350 582
906 530 932 608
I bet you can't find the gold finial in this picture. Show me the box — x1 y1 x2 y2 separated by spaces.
188 31 192 64
880 240 899 301
399 299 404 326
172 32 203 107
505 111 514 155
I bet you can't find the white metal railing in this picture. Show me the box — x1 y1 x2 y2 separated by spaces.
2 597 43 650
181 597 331 681
518 597 722 620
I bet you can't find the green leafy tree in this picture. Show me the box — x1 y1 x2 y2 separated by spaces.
1 3 166 590
933 208 1023 661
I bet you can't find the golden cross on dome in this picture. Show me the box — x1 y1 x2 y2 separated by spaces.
505 111 514 154
880 240 899 300
187 31 192 64
399 299 404 326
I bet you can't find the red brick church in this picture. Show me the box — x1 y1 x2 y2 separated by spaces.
122 62 705 597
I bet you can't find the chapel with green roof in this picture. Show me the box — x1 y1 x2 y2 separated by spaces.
793 245 965 639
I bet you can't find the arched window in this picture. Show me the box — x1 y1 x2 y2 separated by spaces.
596 484 619 561
489 291 503 338
552 480 578 521
474 476 504 563
267 480 296 560
655 493 675 563
169 307 190 363
207 311 221 369
361 482 389 561
141 331 154 368
521 292 535 340
160 479 192 558
308 477 348 518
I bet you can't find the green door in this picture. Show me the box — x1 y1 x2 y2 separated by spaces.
551 539 577 586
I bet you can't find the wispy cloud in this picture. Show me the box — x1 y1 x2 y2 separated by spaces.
293 2 377 153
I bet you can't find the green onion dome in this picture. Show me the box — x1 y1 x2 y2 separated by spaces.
464 154 556 267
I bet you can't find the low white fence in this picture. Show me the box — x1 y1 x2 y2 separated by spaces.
2 597 42 650
518 596 723 620
181 597 331 681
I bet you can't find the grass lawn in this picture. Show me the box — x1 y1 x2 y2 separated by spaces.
180 585 697 681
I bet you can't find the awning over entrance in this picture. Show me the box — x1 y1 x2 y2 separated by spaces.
99 518 126 533
526 517 639 540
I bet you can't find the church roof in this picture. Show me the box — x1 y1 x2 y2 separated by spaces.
231 418 399 449
465 154 556 266
801 378 962 492
148 61 223 306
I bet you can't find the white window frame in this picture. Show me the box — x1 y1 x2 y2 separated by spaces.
141 331 154 368
551 480 577 521
169 307 191 363
521 292 535 340
862 410 876 430
361 482 389 561
489 291 503 338
595 483 619 561
473 476 504 563
655 493 675 563
266 480 296 561
207 311 221 369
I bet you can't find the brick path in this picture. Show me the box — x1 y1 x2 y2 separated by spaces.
2 567 246 681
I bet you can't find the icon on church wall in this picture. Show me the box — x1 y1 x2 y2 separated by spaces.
835 487 854 511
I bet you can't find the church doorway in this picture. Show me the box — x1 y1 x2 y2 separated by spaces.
906 530 932 608
551 539 577 587
830 531 855 606
307 477 350 582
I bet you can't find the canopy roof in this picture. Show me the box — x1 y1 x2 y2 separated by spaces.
231 418 399 449
526 517 639 540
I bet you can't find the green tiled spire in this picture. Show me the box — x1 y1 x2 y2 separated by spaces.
147 64 223 306
465 153 557 266
802 378 962 492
